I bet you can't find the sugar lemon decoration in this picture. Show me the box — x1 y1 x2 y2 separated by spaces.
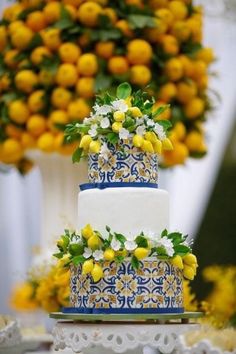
91 264 104 282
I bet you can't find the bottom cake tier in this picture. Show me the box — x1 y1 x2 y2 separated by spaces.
65 258 184 314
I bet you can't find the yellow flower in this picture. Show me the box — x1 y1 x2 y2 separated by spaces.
129 107 142 117
10 282 38 311
114 111 125 122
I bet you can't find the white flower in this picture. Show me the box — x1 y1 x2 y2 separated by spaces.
119 128 130 140
136 117 144 125
157 237 174 257
93 250 104 261
111 238 121 251
83 248 93 259
111 99 128 112
94 104 112 115
124 240 137 251
99 142 110 161
100 117 110 129
88 124 98 138
136 125 146 136
154 123 166 141
83 118 90 125
146 119 155 127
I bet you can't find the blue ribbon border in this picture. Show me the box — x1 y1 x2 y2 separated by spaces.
80 182 158 191
62 307 184 314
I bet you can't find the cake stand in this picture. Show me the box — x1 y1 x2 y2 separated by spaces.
50 312 203 354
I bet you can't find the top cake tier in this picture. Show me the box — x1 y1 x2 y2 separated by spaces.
88 141 158 185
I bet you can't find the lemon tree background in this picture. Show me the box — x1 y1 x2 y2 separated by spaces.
0 0 214 172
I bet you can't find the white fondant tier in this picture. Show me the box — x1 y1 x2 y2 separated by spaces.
78 188 169 236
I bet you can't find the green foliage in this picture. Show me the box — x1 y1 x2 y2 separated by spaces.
72 147 83 163
116 82 132 99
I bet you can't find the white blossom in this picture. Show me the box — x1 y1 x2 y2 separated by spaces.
119 128 130 140
136 117 144 125
136 125 146 136
154 123 166 141
93 250 104 261
100 117 110 129
94 104 112 115
99 142 110 161
112 99 128 112
88 124 98 138
111 238 121 251
83 248 93 259
157 237 174 257
124 240 137 251
146 119 155 127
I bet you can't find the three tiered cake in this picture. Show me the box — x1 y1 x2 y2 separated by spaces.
55 83 198 314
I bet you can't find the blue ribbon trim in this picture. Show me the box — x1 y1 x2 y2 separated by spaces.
62 307 184 314
80 182 158 191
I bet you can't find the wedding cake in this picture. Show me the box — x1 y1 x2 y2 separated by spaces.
54 83 198 314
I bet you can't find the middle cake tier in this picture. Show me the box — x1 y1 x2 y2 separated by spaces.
78 187 169 236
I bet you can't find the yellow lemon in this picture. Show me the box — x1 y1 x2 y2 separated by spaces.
130 65 151 86
95 41 115 59
159 83 177 102
165 58 183 81
133 135 144 148
39 69 55 86
171 21 191 42
1 138 24 163
51 87 72 109
163 142 189 166
173 122 186 141
153 101 171 120
26 11 47 32
9 100 30 124
27 115 47 137
179 55 194 77
28 90 45 113
15 70 38 93
103 249 115 261
176 81 197 104
114 111 125 122
115 19 134 37
76 77 95 99
82 259 94 274
89 140 101 154
184 97 205 119
91 264 103 282
153 139 162 154
160 35 179 56
37 132 55 152
77 1 102 27
102 7 117 24
21 132 36 149
49 110 69 125
141 140 154 153
68 99 91 121
0 26 7 51
145 18 168 42
8 21 24 36
169 1 188 20
162 138 173 150
77 53 98 76
129 107 142 118
79 135 93 150
108 56 129 75
196 47 215 64
185 131 206 152
41 28 61 51
56 63 78 87
43 1 61 24
171 255 184 269
59 42 81 63
183 264 195 280
134 247 149 260
127 39 153 65
11 26 34 50
81 224 94 239
145 131 157 144
87 234 101 250
112 122 122 133
155 8 174 27
183 253 197 266
5 125 23 140
30 46 51 65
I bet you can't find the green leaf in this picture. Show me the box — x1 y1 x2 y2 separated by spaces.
135 235 148 248
161 229 168 237
53 252 64 259
72 255 86 266
114 233 126 245
90 28 122 41
72 146 83 163
156 120 172 132
156 246 168 256
174 245 190 256
53 6 74 30
152 105 170 118
115 255 125 263
28 33 43 51
107 132 119 145
116 82 132 99
106 225 111 232
123 117 135 129
95 73 112 92
131 256 140 270
128 14 156 29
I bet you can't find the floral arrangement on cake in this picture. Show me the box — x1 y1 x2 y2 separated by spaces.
0 0 214 172
53 224 198 282
65 82 173 162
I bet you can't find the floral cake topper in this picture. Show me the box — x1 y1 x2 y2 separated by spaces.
65 83 173 163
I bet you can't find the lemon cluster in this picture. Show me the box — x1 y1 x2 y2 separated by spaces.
0 0 213 170
171 253 198 280
10 261 70 313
